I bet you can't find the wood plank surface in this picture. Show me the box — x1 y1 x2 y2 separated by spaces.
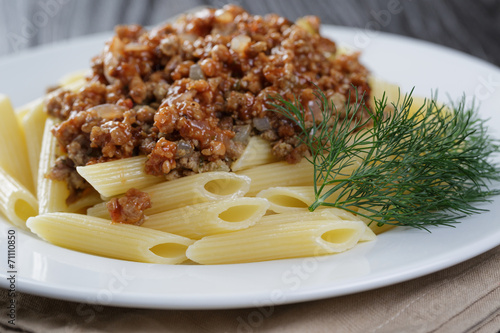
1 0 499 66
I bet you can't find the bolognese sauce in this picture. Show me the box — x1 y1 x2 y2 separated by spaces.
45 5 371 203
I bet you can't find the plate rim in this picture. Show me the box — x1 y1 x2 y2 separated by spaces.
1 24 499 310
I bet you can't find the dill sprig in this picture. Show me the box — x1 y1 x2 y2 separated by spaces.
270 89 500 230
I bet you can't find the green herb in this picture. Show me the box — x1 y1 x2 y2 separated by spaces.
270 89 500 230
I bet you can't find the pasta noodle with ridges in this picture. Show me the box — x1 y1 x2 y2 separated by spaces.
22 76 86 190
142 197 270 239
22 100 47 190
87 171 251 218
27 212 195 264
76 156 164 198
0 166 38 230
186 217 368 264
0 94 34 193
257 185 345 213
252 210 376 242
15 97 43 124
37 117 70 214
237 158 361 196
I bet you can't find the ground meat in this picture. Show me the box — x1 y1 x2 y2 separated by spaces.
47 156 93 204
144 137 177 175
46 90 77 119
44 5 372 197
106 188 152 225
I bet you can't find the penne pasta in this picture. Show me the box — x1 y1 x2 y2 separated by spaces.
22 99 47 189
256 187 395 236
0 94 34 193
37 118 70 214
256 209 376 242
257 185 346 213
236 159 314 196
15 96 44 124
37 117 102 214
142 197 270 239
15 74 86 190
27 212 195 264
237 158 361 196
66 191 103 214
186 217 368 264
87 171 251 217
77 156 163 198
257 208 362 223
0 166 38 230
230 136 278 171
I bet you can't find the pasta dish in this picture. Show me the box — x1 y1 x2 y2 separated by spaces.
0 5 498 265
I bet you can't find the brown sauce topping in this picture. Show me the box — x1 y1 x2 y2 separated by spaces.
106 188 152 225
45 5 371 199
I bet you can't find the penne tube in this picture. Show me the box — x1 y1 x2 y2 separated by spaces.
257 185 348 213
27 212 195 264
231 136 278 171
257 187 388 237
37 118 70 214
23 75 87 189
258 186 395 235
22 100 47 189
37 115 102 214
237 157 361 196
0 94 34 193
15 96 44 124
257 209 376 242
236 159 314 196
186 218 368 264
0 166 38 230
258 208 362 223
77 156 163 198
87 171 251 218
142 197 270 239
66 190 103 213
257 186 313 212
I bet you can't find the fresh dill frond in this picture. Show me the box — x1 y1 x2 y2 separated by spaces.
270 89 500 230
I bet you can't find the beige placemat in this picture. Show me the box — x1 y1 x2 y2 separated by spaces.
1 245 499 333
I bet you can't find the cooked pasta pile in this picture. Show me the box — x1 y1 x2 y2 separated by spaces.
44 5 371 204
0 6 393 265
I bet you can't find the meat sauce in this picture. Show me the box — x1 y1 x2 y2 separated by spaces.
106 188 151 225
45 5 371 206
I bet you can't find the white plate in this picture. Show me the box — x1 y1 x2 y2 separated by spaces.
0 26 499 310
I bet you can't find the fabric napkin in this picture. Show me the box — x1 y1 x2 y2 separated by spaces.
1 245 499 333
